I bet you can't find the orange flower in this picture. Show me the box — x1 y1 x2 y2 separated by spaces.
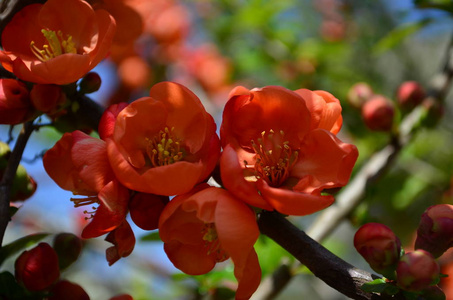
0 0 116 85
220 86 358 216
106 81 220 196
159 185 261 299
43 131 129 238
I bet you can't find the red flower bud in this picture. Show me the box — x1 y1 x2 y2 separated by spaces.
396 250 440 292
98 102 128 140
30 84 66 114
53 233 83 270
397 81 425 110
129 192 169 230
0 79 32 125
415 204 453 258
354 223 401 278
361 95 395 132
347 82 373 109
48 280 90 300
79 72 102 94
15 243 60 291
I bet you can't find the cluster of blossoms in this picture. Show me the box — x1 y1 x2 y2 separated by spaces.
0 0 359 298
43 81 358 298
354 204 453 298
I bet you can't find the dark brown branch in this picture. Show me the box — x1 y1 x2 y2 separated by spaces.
258 211 405 300
0 121 35 246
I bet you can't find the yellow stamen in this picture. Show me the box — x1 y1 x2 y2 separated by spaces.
30 29 77 62
248 129 298 187
201 223 228 262
145 127 185 167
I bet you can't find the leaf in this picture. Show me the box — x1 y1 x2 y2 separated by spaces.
414 0 453 13
140 231 161 242
373 19 432 55
360 278 388 293
0 233 49 267
0 271 34 300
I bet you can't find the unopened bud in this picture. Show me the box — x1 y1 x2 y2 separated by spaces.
10 165 37 202
98 102 128 140
48 280 89 300
397 81 425 110
15 243 60 291
53 233 83 270
354 223 401 279
362 95 395 132
415 204 453 258
347 82 373 109
129 193 169 231
30 84 66 114
79 72 102 94
0 79 32 125
396 250 440 292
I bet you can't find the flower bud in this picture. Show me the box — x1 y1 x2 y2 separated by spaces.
347 82 373 109
10 164 37 202
397 81 425 110
110 295 133 300
79 72 102 94
15 243 60 291
98 102 128 140
129 193 169 230
361 95 395 132
48 280 90 300
53 233 83 270
396 250 440 292
0 79 32 124
415 204 453 258
354 223 401 278
30 84 66 114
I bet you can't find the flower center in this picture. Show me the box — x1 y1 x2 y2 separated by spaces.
30 29 77 62
71 196 99 220
201 223 228 262
248 129 298 187
145 127 185 167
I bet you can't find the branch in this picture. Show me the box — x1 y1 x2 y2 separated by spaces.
257 211 404 300
0 121 35 247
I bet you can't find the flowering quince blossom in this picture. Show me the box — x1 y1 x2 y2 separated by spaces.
106 81 221 196
43 130 130 239
0 0 116 85
159 184 261 300
220 86 358 216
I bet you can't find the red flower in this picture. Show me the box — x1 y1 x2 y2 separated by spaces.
220 86 358 216
0 0 116 84
15 243 60 291
159 185 261 300
43 131 129 238
106 82 220 196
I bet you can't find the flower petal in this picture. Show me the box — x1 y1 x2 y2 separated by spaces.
291 129 358 194
257 179 335 216
82 180 129 239
220 145 273 210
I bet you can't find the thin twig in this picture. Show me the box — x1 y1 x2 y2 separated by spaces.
0 121 35 246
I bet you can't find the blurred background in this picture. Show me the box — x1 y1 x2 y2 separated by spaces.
1 0 453 299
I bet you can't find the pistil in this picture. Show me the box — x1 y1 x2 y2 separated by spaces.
30 29 77 62
146 127 185 167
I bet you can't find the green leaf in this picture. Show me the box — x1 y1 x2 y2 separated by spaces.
0 271 35 300
414 0 453 13
140 231 161 242
360 278 388 293
373 19 432 55
0 233 49 267
9 206 19 218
